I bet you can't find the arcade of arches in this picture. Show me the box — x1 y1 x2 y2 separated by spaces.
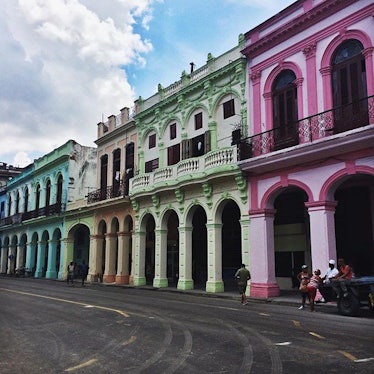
2 175 372 296
249 172 374 298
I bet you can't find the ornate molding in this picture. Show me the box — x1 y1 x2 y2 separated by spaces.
235 173 247 204
175 188 185 214
202 183 213 208
303 42 317 58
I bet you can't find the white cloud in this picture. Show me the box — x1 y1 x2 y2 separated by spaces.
13 152 32 168
0 0 155 164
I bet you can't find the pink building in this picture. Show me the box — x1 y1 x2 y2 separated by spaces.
239 0 374 298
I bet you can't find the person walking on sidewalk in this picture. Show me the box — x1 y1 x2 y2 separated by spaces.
235 264 251 305
67 261 75 286
81 260 89 286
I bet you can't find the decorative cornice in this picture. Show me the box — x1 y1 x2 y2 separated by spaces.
241 0 358 59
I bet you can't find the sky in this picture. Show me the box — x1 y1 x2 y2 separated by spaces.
0 0 295 167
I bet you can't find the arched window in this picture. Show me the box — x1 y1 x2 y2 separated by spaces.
45 179 51 207
35 184 41 211
100 155 108 199
56 175 63 208
112 148 121 196
124 143 135 196
24 187 29 213
332 39 367 132
15 191 20 214
7 195 12 216
272 69 298 149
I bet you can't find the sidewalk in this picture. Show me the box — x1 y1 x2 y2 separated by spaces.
91 281 337 310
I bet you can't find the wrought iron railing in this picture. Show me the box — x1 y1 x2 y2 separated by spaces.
87 182 128 204
0 203 62 227
237 95 374 160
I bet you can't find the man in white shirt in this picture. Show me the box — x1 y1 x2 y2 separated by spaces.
318 259 339 303
323 259 339 284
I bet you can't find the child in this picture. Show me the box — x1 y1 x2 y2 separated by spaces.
307 269 322 312
297 265 311 310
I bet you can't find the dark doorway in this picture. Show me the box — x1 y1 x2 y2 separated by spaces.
192 206 207 288
335 183 374 276
222 200 241 291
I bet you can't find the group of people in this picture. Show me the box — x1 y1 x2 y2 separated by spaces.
297 258 353 311
66 260 89 286
234 258 353 311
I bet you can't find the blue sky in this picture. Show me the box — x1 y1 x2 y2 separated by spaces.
0 0 295 167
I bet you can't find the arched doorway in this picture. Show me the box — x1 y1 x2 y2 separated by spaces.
73 225 90 279
334 175 374 275
166 210 179 286
18 234 27 273
192 206 207 289
97 220 107 281
274 188 309 289
145 215 155 285
221 200 242 291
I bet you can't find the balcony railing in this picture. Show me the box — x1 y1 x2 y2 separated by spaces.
0 203 62 227
130 147 237 191
87 182 128 204
237 95 374 160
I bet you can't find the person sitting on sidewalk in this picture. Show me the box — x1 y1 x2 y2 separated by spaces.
331 258 353 298
322 259 339 285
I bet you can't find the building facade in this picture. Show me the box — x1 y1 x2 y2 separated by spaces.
129 38 249 293
0 140 97 278
86 107 137 285
239 0 374 297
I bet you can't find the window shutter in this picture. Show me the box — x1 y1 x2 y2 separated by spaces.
204 130 211 153
181 139 191 159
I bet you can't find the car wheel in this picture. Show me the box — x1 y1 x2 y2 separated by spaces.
337 292 360 316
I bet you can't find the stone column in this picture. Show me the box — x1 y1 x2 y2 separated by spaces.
88 235 103 282
16 243 26 271
7 244 16 275
25 241 36 276
249 209 280 298
132 230 146 286
0 245 7 273
240 215 250 294
306 201 337 272
46 240 58 279
34 241 46 278
61 238 74 280
104 233 117 283
206 223 224 293
153 229 168 288
116 232 130 284
177 225 193 290
208 121 217 150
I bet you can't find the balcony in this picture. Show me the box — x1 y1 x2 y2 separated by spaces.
238 95 374 161
130 147 238 194
87 182 128 204
0 203 62 227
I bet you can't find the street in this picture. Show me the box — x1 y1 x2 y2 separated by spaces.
0 277 373 373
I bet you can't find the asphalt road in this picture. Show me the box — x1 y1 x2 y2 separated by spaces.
0 277 373 374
